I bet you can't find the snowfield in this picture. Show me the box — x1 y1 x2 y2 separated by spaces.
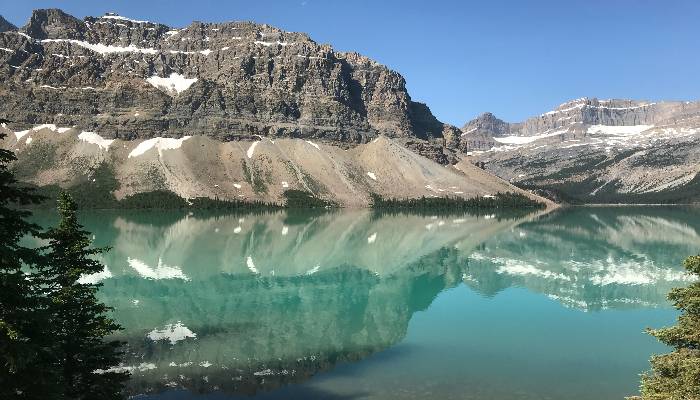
78 131 114 151
146 73 198 94
493 129 567 145
587 124 653 136
128 136 191 158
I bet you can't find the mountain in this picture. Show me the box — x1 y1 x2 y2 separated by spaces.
462 97 700 203
0 9 547 207
0 15 16 32
4 128 540 206
0 9 455 158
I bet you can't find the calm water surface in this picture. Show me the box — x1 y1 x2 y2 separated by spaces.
30 206 700 399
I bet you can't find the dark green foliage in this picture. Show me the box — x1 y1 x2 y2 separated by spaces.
241 159 269 194
370 192 545 212
9 141 57 179
283 189 338 208
117 191 279 210
0 133 54 398
67 163 121 208
520 177 700 205
513 185 573 204
190 196 279 210
1 136 128 397
241 159 252 184
28 187 280 210
39 192 128 399
640 256 700 399
118 190 188 209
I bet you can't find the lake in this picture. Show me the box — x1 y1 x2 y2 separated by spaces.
29 206 700 399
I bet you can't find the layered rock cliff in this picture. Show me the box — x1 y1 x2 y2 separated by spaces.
461 98 700 203
0 9 551 207
0 9 451 146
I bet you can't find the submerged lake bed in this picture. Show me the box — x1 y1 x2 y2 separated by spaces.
29 206 700 399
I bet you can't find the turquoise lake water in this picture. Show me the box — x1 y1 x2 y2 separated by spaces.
29 206 700 399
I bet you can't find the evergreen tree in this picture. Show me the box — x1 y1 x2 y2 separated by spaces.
41 192 128 399
641 255 700 399
0 133 56 398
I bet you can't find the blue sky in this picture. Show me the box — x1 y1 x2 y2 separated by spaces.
2 0 699 125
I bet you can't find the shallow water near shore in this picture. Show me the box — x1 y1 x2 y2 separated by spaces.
28 206 700 399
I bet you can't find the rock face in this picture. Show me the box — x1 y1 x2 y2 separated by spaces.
0 15 16 32
464 98 700 138
0 9 451 148
459 112 505 151
0 9 550 206
462 98 700 203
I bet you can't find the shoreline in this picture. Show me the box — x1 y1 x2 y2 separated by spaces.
570 203 700 207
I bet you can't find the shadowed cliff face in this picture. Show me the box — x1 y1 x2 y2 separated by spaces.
0 8 449 145
0 15 16 32
26 207 700 396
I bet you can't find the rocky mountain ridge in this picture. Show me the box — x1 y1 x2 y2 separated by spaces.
461 97 700 203
465 97 699 135
1 9 545 207
4 8 694 205
0 9 456 155
0 15 16 32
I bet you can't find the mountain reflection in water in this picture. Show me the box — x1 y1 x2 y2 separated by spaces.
28 206 700 398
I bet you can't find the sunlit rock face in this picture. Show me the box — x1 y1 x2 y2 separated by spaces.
0 9 544 206
462 98 700 203
27 207 699 395
0 9 450 144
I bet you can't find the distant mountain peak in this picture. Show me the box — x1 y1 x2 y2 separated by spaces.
461 111 509 136
22 8 85 40
0 15 17 32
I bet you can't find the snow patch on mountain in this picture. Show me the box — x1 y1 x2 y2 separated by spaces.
100 14 151 24
493 129 567 145
587 125 654 136
246 141 260 158
41 38 159 54
15 124 70 140
128 136 191 158
305 140 320 150
78 131 114 150
146 73 198 94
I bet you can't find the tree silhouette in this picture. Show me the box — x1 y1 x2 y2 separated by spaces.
40 192 128 399
640 255 700 398
0 132 62 397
